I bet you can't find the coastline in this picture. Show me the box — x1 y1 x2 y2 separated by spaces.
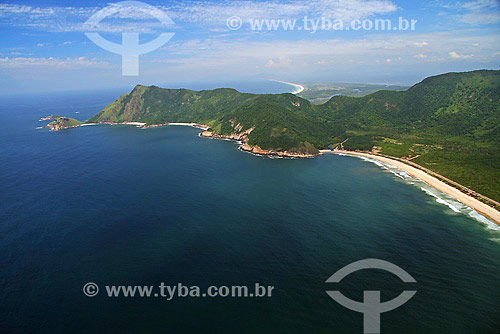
320 150 500 228
43 117 500 227
269 79 305 94
47 121 210 131
200 128 316 158
49 120 313 158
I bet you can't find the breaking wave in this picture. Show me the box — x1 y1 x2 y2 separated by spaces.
353 155 500 232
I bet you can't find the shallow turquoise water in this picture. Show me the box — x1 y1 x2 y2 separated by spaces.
1 90 500 333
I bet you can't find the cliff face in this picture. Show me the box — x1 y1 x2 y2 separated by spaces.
200 126 319 158
87 85 253 124
87 85 148 123
79 70 500 157
200 126 254 142
85 85 328 155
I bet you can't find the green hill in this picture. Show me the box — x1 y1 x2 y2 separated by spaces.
47 117 82 131
75 69 499 200
87 85 332 153
316 70 500 138
313 70 500 201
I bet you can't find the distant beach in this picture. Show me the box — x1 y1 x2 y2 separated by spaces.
269 79 305 94
321 150 500 228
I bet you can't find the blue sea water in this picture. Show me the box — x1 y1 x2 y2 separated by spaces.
1 84 500 333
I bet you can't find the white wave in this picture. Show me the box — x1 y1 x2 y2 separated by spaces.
238 147 265 158
350 154 500 232
436 197 461 213
391 171 406 180
469 210 500 231
419 186 465 213
359 156 385 167
35 126 44 129
418 185 499 230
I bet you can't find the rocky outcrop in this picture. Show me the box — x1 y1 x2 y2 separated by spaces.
240 144 316 158
201 127 317 158
200 127 254 141
46 117 82 131
44 116 317 158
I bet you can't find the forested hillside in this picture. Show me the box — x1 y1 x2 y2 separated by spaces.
79 70 500 200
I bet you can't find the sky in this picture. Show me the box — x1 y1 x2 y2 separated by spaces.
0 0 499 95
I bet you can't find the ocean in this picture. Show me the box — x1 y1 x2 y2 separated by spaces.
1 83 500 333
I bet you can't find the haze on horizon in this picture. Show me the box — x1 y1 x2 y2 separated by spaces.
0 0 499 95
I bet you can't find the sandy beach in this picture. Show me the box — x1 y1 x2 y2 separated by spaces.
123 122 146 126
167 123 210 130
270 80 305 94
320 150 500 227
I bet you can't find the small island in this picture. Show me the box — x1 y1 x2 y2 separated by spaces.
44 116 82 131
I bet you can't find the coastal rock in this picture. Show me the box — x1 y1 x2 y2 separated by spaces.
46 117 82 131
201 126 317 158
201 130 214 137
239 143 316 158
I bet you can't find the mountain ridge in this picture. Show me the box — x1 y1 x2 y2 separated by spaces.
50 69 500 201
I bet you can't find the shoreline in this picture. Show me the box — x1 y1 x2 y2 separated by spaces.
44 118 500 227
320 150 500 228
51 122 210 130
200 128 316 158
269 79 305 94
56 120 312 158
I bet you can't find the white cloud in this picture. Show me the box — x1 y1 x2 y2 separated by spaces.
141 29 499 79
0 56 107 69
265 55 292 67
459 11 500 24
173 0 398 23
0 1 399 32
414 42 429 47
449 51 474 59
1 2 498 80
0 3 169 33
435 0 500 25
462 0 500 11
458 0 500 24
165 30 496 60
265 59 275 67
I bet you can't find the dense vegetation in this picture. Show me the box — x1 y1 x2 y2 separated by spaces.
82 70 500 201
298 82 408 102
48 117 82 130
86 85 336 153
313 70 500 201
